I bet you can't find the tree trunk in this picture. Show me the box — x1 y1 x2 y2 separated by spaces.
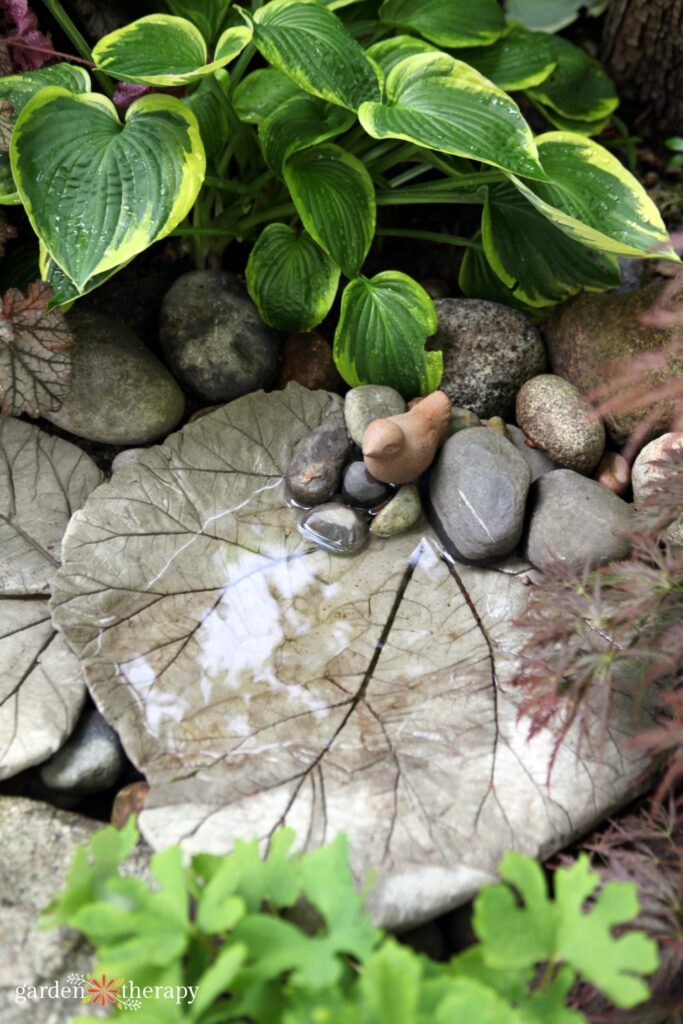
601 0 683 135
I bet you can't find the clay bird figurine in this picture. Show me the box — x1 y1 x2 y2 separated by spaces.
362 390 452 484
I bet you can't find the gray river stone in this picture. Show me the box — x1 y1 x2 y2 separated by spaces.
344 385 406 445
39 708 126 801
286 399 351 506
50 383 657 930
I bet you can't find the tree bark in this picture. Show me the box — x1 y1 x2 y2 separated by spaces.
601 0 683 135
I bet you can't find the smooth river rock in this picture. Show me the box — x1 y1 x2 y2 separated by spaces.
523 470 632 570
516 373 605 475
370 485 422 537
286 400 351 506
429 299 546 419
507 424 556 481
44 310 185 445
39 707 126 803
631 432 683 544
545 282 683 443
299 502 369 554
428 427 532 562
344 385 406 445
160 270 281 402
342 460 392 508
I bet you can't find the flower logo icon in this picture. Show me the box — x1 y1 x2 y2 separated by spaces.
83 973 124 1008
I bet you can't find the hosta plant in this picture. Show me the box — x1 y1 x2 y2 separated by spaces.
0 0 678 397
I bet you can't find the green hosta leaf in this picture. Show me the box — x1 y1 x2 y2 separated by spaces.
246 223 340 331
284 143 375 277
505 0 609 32
93 14 252 85
333 271 442 397
259 92 354 175
250 0 381 111
365 34 436 81
379 0 505 47
12 90 205 291
166 0 231 44
232 68 302 124
526 96 610 137
459 237 537 314
359 52 545 180
482 181 619 306
474 852 659 1009
509 132 677 259
457 26 557 91
40 243 133 309
183 70 230 157
526 35 618 123
0 63 90 204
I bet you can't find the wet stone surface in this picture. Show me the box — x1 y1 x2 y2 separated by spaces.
342 460 393 508
344 384 406 445
286 400 351 506
50 384 656 930
299 502 369 555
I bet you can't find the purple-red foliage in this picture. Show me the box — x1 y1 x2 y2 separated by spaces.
0 0 54 72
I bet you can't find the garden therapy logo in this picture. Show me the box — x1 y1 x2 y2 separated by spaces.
68 972 198 1011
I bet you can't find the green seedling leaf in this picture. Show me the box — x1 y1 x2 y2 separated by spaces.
509 131 678 259
246 223 340 331
93 14 252 85
12 89 205 292
232 68 302 124
284 143 375 277
474 852 659 1009
525 34 618 124
456 26 557 91
259 92 354 175
0 63 90 204
379 0 505 47
434 977 528 1023
166 0 231 44
482 180 619 306
333 271 442 397
183 69 230 157
359 52 545 180
358 939 422 1024
250 0 381 111
189 944 247 1019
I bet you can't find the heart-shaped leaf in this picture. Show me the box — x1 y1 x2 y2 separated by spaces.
259 92 354 175
246 223 340 331
39 242 133 309
12 89 206 291
93 14 252 85
233 68 302 124
284 143 375 278
456 26 557 91
250 0 381 111
525 34 618 124
359 52 545 180
379 0 505 47
459 238 536 313
509 132 677 259
0 63 90 204
183 69 230 157
365 34 436 81
333 271 442 397
482 181 620 307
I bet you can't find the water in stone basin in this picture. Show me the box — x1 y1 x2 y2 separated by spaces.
46 385 653 930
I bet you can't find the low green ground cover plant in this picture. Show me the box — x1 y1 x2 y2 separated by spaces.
0 0 678 396
44 818 658 1023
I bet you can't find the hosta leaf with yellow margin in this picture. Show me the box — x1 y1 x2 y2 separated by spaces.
93 14 252 86
358 52 546 181
508 132 678 259
379 0 505 48
12 89 205 292
0 63 90 205
333 271 442 398
525 34 618 124
455 26 557 91
482 181 620 307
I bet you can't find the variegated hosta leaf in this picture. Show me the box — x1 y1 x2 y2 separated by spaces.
525 34 618 128
250 0 381 111
50 385 657 929
359 52 545 181
11 89 206 292
259 92 354 175
0 280 73 415
92 14 252 86
0 62 91 205
509 132 678 260
166 0 231 44
456 26 557 91
379 0 506 47
233 68 302 125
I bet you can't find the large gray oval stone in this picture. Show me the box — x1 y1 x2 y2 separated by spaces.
160 270 281 402
523 469 632 570
44 310 185 445
428 427 532 562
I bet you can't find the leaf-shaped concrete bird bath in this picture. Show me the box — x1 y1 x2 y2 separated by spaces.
50 384 653 929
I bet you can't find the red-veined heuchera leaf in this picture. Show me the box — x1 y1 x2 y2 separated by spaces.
0 280 73 416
